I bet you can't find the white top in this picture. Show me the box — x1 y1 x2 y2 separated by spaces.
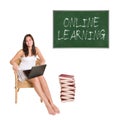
19 56 37 70
18 56 37 81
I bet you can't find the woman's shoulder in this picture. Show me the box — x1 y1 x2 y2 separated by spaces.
35 46 39 50
17 49 24 56
35 47 40 53
18 49 24 53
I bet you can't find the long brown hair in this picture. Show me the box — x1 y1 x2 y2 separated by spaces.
23 34 36 56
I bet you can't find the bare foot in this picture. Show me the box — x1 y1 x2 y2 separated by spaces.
51 104 60 114
45 104 56 115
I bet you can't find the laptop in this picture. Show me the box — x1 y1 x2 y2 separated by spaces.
23 64 47 79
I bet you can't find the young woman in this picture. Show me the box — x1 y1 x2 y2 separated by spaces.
10 34 60 115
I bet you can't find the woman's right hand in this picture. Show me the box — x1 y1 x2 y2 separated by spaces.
12 63 19 72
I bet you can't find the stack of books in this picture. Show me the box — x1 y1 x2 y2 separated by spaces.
59 74 75 102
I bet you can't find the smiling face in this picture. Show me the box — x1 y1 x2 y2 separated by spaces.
23 34 36 56
25 36 33 48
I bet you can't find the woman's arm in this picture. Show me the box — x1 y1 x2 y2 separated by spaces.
10 49 24 71
36 47 46 65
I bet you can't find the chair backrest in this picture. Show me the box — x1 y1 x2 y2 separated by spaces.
15 58 21 65
36 58 41 66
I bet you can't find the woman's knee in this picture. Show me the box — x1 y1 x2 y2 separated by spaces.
38 76 44 80
29 77 40 84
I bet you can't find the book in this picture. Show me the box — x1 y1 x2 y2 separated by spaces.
59 74 75 102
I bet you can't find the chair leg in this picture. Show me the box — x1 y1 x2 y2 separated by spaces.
15 87 19 104
15 86 42 103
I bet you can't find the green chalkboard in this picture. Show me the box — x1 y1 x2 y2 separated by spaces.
53 10 109 48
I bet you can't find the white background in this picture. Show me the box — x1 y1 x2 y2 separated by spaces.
0 0 120 120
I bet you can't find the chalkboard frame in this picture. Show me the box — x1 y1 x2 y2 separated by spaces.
53 10 109 48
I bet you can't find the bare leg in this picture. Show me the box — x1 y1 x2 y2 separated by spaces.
29 77 56 115
38 76 60 113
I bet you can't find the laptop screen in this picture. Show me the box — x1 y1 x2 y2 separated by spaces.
23 70 31 78
23 64 47 79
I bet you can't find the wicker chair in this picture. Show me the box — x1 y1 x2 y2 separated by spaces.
14 58 42 103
